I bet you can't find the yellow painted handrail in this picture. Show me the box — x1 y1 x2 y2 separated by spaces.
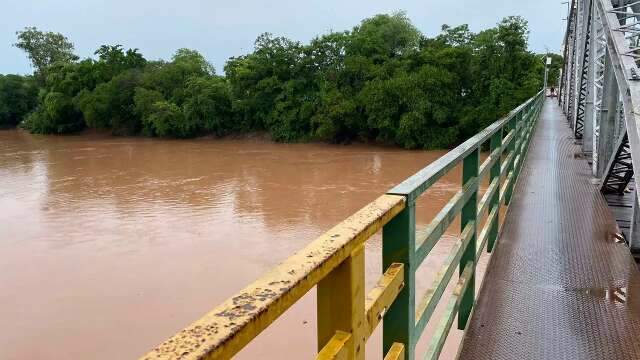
141 194 405 360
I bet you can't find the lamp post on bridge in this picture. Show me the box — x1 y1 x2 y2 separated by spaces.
544 55 552 96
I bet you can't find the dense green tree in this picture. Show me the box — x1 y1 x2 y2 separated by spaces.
133 87 165 135
8 14 551 148
75 69 143 134
183 76 232 135
14 27 78 82
141 49 214 105
347 12 420 60
225 33 306 133
0 75 38 128
22 91 83 134
93 45 146 83
143 100 192 137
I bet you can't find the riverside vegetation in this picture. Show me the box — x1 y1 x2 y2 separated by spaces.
0 13 562 149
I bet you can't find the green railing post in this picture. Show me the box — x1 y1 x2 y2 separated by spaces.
458 148 478 329
516 105 529 175
504 111 519 205
487 130 502 253
538 94 544 118
382 201 416 359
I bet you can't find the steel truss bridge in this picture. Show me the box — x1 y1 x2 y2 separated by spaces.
561 0 640 249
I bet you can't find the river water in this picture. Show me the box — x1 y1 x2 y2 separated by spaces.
0 129 486 359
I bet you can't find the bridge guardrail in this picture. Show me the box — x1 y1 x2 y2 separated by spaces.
141 89 545 360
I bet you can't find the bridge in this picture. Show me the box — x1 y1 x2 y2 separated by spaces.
139 0 640 359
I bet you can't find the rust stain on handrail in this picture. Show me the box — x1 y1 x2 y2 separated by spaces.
141 194 405 360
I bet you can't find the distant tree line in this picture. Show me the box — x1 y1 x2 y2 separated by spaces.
0 13 562 149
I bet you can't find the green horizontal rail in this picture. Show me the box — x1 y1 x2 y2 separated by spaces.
477 177 499 217
477 206 499 260
387 96 537 202
424 262 474 360
415 178 478 266
414 222 475 341
382 90 544 359
478 146 502 181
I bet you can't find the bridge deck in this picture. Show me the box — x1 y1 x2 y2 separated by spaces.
459 100 640 359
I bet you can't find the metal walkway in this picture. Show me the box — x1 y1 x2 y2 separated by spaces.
459 100 640 359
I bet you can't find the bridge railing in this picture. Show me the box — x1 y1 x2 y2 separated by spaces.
141 90 544 360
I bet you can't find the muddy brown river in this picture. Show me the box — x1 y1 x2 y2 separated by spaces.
0 129 489 359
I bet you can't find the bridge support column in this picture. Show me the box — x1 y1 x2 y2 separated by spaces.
596 52 619 178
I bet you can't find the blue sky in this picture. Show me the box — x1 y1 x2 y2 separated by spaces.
0 0 568 75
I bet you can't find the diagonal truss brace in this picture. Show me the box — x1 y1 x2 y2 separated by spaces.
601 132 634 194
576 1 594 139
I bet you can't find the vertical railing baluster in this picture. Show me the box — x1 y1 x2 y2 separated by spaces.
317 245 366 359
459 148 478 329
382 201 416 360
488 130 502 253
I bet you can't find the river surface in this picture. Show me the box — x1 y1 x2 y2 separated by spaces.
0 129 488 359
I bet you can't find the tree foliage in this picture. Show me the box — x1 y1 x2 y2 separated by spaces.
5 15 558 150
0 75 38 128
14 27 78 81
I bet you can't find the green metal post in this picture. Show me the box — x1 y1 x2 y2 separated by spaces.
516 104 529 176
458 148 478 329
504 111 519 205
517 96 542 179
382 201 416 359
488 131 502 253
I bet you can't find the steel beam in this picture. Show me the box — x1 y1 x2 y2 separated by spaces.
575 0 594 139
583 0 597 153
596 51 619 178
591 4 607 174
560 0 578 111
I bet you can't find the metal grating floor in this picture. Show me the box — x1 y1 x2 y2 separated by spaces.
458 101 640 359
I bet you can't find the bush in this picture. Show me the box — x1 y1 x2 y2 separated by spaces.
22 92 84 134
182 76 232 136
143 101 194 138
0 74 38 128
